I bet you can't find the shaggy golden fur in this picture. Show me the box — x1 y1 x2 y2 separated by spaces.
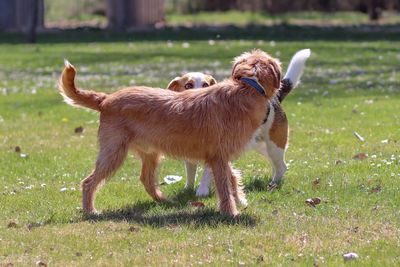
166 72 217 191
58 50 281 216
168 49 311 197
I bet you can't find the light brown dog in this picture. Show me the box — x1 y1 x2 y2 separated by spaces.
171 49 311 197
59 49 281 216
166 72 217 190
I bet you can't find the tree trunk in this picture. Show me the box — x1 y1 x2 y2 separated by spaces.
369 0 383 20
26 0 39 43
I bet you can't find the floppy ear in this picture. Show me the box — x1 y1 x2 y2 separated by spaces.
207 75 217 86
167 77 182 92
268 59 282 90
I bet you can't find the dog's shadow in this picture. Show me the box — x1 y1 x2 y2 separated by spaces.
84 189 257 227
79 177 284 227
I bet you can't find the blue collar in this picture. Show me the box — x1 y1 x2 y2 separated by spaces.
240 77 266 96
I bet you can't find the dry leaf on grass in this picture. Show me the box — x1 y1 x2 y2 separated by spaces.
370 185 381 193
335 159 343 165
74 126 84 134
188 201 205 208
36 260 47 266
353 153 368 160
7 221 18 228
128 226 140 233
312 178 321 187
306 197 321 207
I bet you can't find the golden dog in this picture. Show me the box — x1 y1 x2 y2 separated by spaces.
59 49 281 216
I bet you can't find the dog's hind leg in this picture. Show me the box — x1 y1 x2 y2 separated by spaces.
81 132 128 214
196 166 213 197
184 161 197 190
208 157 238 216
266 118 288 189
137 151 166 202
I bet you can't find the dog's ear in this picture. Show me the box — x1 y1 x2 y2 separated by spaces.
167 77 182 92
267 59 281 90
253 57 281 97
206 75 217 86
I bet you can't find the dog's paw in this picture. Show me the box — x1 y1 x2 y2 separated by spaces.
184 184 195 191
196 186 210 198
267 183 279 191
237 197 248 208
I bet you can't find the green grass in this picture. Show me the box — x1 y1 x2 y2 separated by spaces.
167 10 400 26
0 32 399 266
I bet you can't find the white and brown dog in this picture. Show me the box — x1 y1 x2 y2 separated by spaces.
170 49 311 197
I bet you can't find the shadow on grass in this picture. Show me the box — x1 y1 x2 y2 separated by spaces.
77 188 256 227
245 176 284 192
83 199 257 228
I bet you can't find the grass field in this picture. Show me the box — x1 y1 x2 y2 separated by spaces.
0 29 399 266
166 10 400 26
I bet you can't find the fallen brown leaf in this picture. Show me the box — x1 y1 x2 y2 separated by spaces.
7 221 17 228
74 126 84 134
335 159 343 165
36 260 47 266
370 185 381 193
353 153 368 160
188 201 205 208
306 197 321 207
128 226 140 233
312 178 321 186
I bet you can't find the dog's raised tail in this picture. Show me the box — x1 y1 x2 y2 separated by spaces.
59 60 107 111
278 49 311 102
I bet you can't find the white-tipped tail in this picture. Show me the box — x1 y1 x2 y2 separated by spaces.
64 58 73 68
283 49 311 87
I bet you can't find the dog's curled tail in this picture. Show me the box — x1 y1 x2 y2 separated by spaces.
278 49 311 102
59 60 107 111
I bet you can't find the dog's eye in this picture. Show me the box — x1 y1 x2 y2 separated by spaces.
202 83 209 88
185 83 194 89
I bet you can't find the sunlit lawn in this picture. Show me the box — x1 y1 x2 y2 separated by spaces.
0 31 399 266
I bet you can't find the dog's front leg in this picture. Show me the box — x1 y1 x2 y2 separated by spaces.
208 157 238 216
184 161 197 190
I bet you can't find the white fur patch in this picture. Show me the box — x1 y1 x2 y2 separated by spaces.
284 49 311 87
187 72 207 88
